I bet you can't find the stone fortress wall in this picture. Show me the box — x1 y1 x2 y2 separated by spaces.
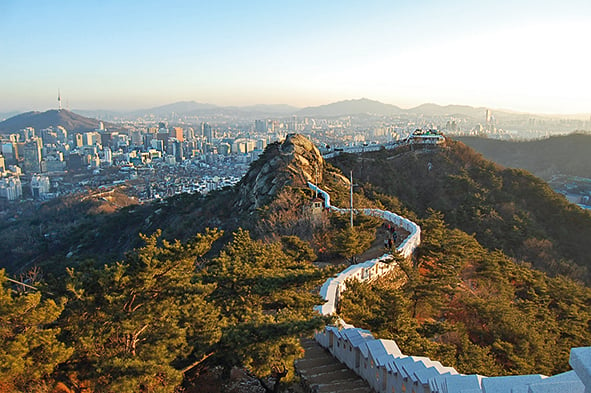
307 182 591 393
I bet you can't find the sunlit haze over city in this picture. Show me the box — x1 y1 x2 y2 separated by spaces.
2 0 591 114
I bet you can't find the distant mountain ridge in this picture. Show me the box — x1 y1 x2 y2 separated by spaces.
0 109 107 134
5 98 591 125
74 101 301 120
127 98 590 120
142 100 219 115
297 98 404 117
407 103 488 118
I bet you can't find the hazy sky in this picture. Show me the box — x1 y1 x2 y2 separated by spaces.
1 0 590 113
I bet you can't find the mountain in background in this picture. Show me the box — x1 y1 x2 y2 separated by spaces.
0 109 107 134
407 103 488 118
7 98 591 124
0 111 21 122
228 103 300 115
298 98 404 117
458 133 591 179
76 101 300 120
128 100 219 118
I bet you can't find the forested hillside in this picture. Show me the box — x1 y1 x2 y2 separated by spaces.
0 187 240 275
339 211 591 376
0 228 331 392
457 133 591 179
0 134 378 392
330 140 591 283
3 134 591 392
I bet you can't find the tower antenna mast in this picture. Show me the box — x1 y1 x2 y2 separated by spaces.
58 89 62 111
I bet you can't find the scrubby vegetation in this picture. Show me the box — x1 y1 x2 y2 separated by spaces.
3 134 591 390
339 210 591 376
458 133 591 179
1 228 331 392
331 140 591 283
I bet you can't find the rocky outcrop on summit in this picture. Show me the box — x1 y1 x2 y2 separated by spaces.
236 134 324 212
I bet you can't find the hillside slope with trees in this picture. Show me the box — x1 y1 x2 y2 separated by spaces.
339 211 591 376
2 134 591 391
330 139 591 283
0 134 378 392
457 133 591 179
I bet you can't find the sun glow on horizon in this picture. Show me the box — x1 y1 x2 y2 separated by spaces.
1 0 590 114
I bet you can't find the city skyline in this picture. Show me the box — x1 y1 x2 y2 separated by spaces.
2 0 591 114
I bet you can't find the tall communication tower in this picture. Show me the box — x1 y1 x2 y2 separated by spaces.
58 89 62 111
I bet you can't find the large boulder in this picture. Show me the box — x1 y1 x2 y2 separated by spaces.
236 134 324 212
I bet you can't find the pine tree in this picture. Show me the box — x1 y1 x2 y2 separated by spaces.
0 269 72 392
60 229 222 393
203 229 329 388
334 226 373 262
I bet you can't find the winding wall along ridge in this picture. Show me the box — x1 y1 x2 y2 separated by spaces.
307 182 591 393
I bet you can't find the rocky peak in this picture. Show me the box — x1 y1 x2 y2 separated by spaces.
236 134 324 212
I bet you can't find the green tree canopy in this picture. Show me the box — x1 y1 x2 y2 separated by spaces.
60 229 223 393
339 218 591 377
203 228 329 385
0 269 72 392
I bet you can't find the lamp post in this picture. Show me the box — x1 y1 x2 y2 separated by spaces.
350 170 358 228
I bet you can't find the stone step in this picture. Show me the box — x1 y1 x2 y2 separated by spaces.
301 339 330 349
298 362 349 378
296 352 333 364
296 356 343 369
301 346 330 356
301 368 361 385
297 338 373 393
308 381 371 393
316 379 371 389
313 379 374 393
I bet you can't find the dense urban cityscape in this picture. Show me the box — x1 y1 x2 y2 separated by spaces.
2 98 591 211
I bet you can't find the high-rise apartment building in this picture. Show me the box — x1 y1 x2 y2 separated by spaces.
255 120 267 133
22 137 42 173
30 174 51 199
0 177 22 200
74 133 84 147
171 127 184 142
201 122 213 142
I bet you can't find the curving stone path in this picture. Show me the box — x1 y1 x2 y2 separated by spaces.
303 182 591 393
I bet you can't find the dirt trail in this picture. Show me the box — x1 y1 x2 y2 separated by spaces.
357 224 409 262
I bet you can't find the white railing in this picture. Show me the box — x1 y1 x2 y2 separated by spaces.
307 182 590 393
321 132 445 159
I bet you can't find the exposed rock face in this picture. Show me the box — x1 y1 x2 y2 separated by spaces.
236 134 324 212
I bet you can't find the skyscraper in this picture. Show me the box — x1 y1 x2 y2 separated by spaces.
255 120 267 133
22 137 42 173
201 122 213 142
171 127 184 142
